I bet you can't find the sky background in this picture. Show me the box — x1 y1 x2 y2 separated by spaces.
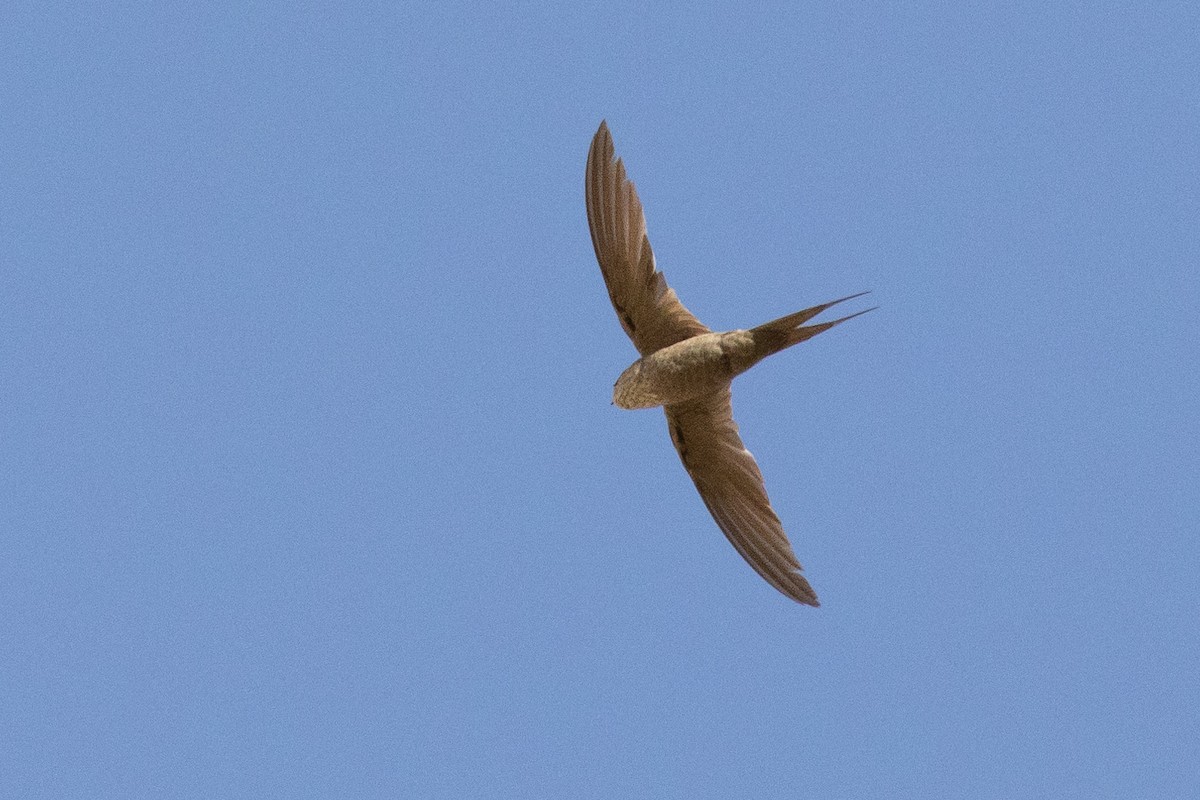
3 2 1198 798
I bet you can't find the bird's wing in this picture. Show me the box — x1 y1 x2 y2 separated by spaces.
665 389 819 606
586 121 710 356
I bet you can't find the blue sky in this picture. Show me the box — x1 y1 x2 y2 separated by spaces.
3 2 1198 797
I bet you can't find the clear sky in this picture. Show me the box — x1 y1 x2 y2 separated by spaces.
3 2 1198 798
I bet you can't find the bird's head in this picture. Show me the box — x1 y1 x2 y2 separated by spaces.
612 359 659 410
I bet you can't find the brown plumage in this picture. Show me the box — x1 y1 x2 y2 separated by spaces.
585 120 874 606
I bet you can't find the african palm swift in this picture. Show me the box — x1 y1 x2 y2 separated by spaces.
585 120 873 606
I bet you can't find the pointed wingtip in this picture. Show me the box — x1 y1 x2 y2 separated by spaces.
786 579 821 607
590 121 614 164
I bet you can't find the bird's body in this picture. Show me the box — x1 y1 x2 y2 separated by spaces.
613 331 751 410
585 120 873 606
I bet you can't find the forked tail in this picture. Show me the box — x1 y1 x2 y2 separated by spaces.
750 291 876 359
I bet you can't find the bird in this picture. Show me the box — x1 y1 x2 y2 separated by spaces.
584 120 874 606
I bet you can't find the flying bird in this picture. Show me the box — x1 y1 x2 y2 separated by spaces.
585 120 873 606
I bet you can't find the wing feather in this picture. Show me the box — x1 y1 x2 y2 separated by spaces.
585 121 709 355
665 389 819 606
